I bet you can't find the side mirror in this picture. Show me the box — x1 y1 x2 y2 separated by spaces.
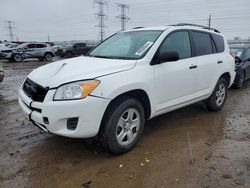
155 51 179 64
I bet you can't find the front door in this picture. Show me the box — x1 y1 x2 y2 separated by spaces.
153 31 197 113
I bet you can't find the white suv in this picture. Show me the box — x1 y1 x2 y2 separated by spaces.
18 24 235 154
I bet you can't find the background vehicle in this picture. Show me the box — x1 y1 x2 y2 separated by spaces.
0 63 4 82
1 43 55 62
57 42 94 58
230 45 250 88
18 24 235 154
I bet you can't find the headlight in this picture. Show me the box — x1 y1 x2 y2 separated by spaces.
54 80 100 100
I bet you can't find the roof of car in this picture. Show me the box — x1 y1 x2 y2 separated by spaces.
229 45 250 49
126 24 221 35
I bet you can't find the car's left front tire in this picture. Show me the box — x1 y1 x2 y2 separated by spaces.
12 54 23 62
99 97 145 154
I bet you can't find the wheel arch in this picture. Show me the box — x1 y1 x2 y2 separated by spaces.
100 89 152 133
219 72 231 87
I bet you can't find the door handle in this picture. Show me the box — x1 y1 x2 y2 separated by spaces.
217 60 223 64
189 65 197 69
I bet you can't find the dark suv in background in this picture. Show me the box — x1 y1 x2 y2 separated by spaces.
57 42 94 58
230 45 250 88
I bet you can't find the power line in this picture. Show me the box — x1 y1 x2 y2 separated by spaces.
5 20 15 41
116 3 130 31
94 0 108 42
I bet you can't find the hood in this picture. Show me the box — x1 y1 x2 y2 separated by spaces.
28 56 136 88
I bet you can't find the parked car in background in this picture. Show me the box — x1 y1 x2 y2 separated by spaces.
230 45 250 88
0 43 55 62
18 24 235 154
0 63 4 82
57 42 94 58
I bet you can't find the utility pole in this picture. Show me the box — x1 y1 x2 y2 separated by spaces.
94 0 108 42
208 14 211 28
5 20 15 41
116 3 130 31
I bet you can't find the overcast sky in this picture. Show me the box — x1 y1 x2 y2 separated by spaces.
0 0 249 42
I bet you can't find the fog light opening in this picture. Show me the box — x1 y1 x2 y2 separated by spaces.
43 117 49 124
67 117 79 130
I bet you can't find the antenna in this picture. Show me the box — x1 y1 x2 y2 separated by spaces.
116 3 130 31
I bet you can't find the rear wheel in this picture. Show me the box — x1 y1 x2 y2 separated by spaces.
207 78 228 111
12 54 22 62
99 97 145 154
44 53 53 61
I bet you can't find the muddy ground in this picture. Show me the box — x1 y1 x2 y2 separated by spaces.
0 58 250 188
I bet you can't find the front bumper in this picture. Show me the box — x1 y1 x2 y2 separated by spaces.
0 52 12 59
18 88 110 138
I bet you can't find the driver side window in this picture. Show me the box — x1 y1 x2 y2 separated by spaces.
159 31 191 59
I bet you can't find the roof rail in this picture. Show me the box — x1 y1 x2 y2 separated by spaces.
133 27 144 29
170 23 220 33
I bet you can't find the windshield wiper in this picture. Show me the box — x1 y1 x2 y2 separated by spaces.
89 55 114 59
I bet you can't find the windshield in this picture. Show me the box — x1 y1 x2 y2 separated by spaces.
230 47 244 58
89 30 163 60
17 43 28 49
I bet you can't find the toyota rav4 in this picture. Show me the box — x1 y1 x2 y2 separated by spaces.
18 24 235 154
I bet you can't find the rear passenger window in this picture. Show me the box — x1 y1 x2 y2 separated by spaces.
192 31 213 56
159 31 191 59
37 44 46 48
212 34 225 53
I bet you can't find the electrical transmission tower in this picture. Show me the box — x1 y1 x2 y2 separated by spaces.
5 20 15 41
116 3 130 31
94 0 108 42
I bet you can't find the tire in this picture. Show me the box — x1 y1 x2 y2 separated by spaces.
44 53 53 61
65 51 73 58
234 71 245 89
12 54 22 62
99 97 145 154
207 78 228 111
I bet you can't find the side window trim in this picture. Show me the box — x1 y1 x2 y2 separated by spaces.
210 34 217 53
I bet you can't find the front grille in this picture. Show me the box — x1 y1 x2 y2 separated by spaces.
23 78 48 102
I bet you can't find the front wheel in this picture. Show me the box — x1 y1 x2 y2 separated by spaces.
207 78 228 111
12 54 22 62
99 97 145 154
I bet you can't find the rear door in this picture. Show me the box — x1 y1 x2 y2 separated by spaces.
73 43 84 55
35 44 47 57
190 31 220 97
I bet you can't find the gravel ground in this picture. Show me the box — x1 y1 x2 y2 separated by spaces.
0 58 250 188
